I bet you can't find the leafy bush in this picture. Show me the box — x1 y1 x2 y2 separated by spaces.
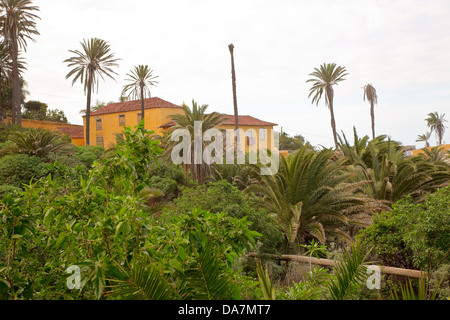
0 154 50 188
0 185 20 198
357 186 450 271
74 145 104 168
163 180 284 253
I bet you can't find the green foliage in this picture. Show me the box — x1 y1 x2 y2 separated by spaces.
256 260 276 300
22 100 68 123
390 277 443 300
327 242 371 300
357 186 450 271
247 146 378 252
279 132 313 151
278 266 332 300
164 180 283 253
338 129 450 205
0 128 73 160
208 163 260 190
0 184 20 198
148 207 260 270
74 145 104 168
98 123 163 196
0 154 50 188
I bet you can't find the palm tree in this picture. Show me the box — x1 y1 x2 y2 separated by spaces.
247 147 378 253
426 112 447 145
168 100 224 184
0 127 73 159
0 0 39 126
122 65 158 125
79 99 107 115
337 129 450 205
363 83 378 139
228 44 241 153
416 131 432 148
307 63 348 149
0 41 11 122
64 38 119 146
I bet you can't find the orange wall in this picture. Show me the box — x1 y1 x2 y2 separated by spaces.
84 108 184 147
71 138 85 147
5 117 80 131
4 117 84 146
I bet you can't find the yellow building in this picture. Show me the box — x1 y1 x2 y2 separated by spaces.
85 97 278 151
83 97 184 148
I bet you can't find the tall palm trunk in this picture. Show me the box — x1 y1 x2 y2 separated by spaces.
11 38 21 126
140 84 145 124
370 101 375 139
0 72 3 124
326 86 338 149
85 72 93 146
229 44 240 153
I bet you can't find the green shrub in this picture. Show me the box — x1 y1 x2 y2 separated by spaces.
0 185 21 198
163 180 284 253
74 145 104 168
0 154 50 188
357 186 450 271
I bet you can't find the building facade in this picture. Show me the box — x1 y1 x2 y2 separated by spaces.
84 97 278 151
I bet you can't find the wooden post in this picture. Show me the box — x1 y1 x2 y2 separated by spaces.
248 252 425 279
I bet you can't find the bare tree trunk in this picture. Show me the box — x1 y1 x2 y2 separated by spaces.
329 101 338 149
85 73 92 146
229 44 240 153
140 84 145 124
371 101 375 139
11 39 21 126
0 72 3 124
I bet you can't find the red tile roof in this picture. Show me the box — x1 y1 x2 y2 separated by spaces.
57 126 84 139
160 114 278 128
87 97 181 116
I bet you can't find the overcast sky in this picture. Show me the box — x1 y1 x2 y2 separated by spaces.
24 0 450 148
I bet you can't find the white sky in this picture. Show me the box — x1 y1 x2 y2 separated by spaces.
23 0 450 148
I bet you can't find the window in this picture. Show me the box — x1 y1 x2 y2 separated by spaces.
137 113 143 123
259 128 266 140
119 115 126 126
96 118 102 131
96 136 104 147
246 130 255 145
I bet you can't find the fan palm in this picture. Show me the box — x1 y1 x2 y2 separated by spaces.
307 63 348 149
363 83 378 139
64 38 119 145
419 146 448 162
426 112 447 145
0 0 39 126
167 100 225 184
0 127 73 159
247 147 378 253
122 65 158 124
416 131 432 148
338 130 450 205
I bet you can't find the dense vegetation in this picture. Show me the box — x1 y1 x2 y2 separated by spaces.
0 0 449 301
0 121 448 300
